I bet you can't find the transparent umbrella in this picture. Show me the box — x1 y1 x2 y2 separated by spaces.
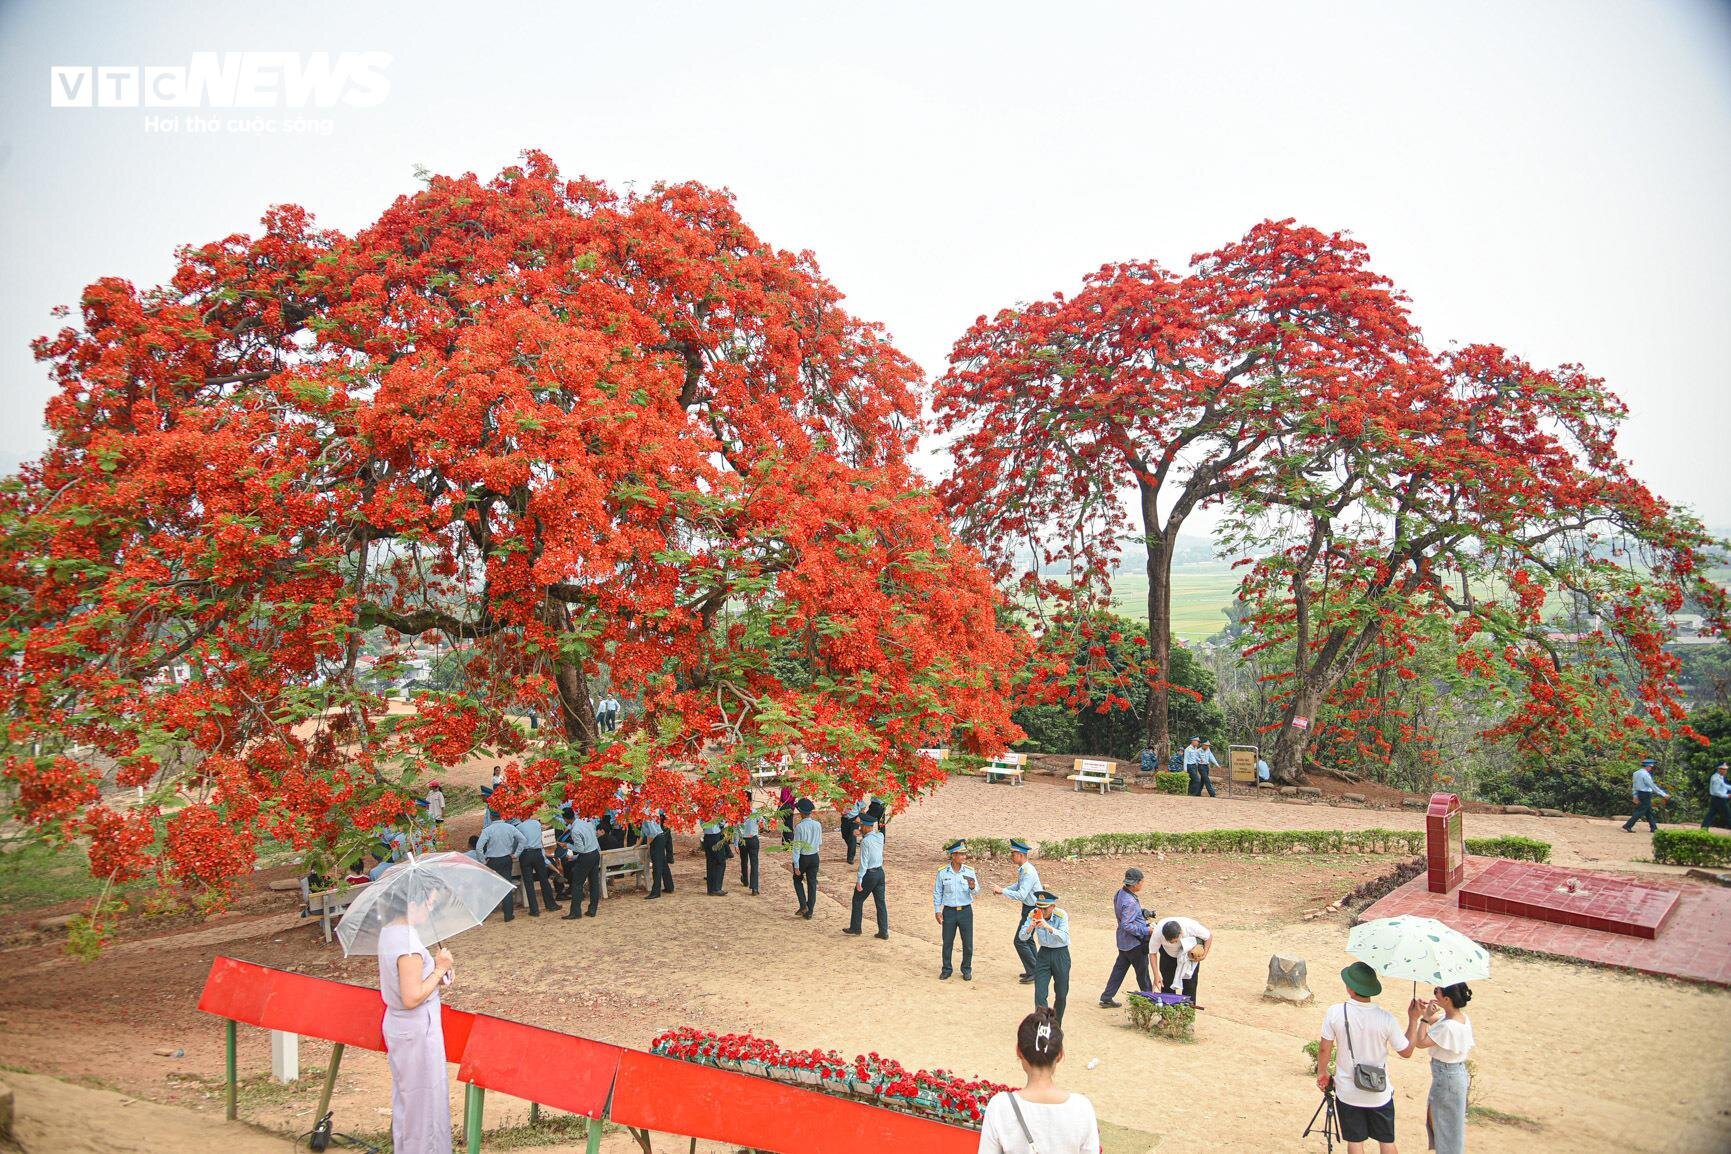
335 852 514 956
1347 915 1491 997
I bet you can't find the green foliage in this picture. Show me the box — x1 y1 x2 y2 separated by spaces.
1154 771 1189 795
1009 704 1078 754
1667 705 1731 823
1127 991 1195 1040
1030 827 1424 859
958 836 1013 859
1475 756 1632 818
1302 1039 1335 1076
1651 828 1731 867
1463 835 1551 863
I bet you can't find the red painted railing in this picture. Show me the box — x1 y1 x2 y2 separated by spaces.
198 956 976 1154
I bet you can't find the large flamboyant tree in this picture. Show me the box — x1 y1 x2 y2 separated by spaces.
0 153 1022 902
934 221 1427 762
1228 344 1727 783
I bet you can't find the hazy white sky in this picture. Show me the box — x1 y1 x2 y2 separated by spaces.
3 0 1728 533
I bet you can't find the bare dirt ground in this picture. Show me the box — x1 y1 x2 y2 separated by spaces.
2 767 1727 1153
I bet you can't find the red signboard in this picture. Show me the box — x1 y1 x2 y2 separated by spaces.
1426 792 1465 894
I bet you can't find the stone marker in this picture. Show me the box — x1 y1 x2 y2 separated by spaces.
1343 792 1366 803
1279 786 1298 797
1501 804 1534 815
1263 955 1313 1004
267 879 301 892
1537 808 1566 817
1297 786 1323 798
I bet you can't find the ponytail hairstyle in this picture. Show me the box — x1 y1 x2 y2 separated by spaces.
1016 1008 1064 1068
1437 982 1473 1009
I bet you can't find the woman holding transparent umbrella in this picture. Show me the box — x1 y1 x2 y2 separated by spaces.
338 852 513 1154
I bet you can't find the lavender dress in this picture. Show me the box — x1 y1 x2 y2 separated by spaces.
378 922 453 1154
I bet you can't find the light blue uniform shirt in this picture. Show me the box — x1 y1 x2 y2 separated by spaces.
1002 860 1042 906
1183 745 1202 767
475 821 524 859
933 864 977 911
640 818 664 840
792 817 823 862
1018 907 1070 949
1711 772 1729 800
734 815 761 841
1632 768 1667 797
515 818 543 851
1200 748 1221 768
564 817 600 854
856 830 885 881
700 817 724 836
367 859 392 881
843 796 863 819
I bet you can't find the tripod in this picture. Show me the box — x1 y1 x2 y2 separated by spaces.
1303 1081 1344 1152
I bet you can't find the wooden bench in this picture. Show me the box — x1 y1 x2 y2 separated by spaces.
1068 757 1121 795
983 751 1027 786
599 844 649 898
309 886 363 944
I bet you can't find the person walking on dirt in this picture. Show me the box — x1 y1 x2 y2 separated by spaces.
1621 757 1668 833
996 839 1042 985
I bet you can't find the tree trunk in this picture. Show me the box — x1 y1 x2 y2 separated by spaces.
1140 481 1174 766
553 660 599 745
1269 683 1322 784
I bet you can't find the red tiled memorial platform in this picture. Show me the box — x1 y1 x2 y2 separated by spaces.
1362 857 1731 986
1458 859 1678 938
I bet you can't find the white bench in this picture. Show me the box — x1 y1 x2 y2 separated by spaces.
600 844 649 898
983 751 1027 786
310 887 362 943
1068 757 1121 795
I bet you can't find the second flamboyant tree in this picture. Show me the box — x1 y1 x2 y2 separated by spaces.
934 221 1428 762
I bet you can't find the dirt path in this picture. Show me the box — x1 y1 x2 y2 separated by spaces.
1 775 1726 1153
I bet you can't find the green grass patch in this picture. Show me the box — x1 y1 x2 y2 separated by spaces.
1468 1104 1543 1130
1652 828 1731 867
1109 565 1242 643
0 840 147 912
1463 835 1551 863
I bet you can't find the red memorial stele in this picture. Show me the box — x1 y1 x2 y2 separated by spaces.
1425 792 1464 893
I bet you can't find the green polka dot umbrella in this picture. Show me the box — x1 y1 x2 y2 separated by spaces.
1347 916 1491 990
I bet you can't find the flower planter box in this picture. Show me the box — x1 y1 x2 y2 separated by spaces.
767 1065 800 1084
849 1078 879 1097
1127 991 1196 1041
795 1068 822 1086
740 1060 768 1079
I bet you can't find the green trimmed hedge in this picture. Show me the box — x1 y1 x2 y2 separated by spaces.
956 836 1014 859
1463 835 1551 863
1652 828 1731 867
1154 771 1189 795
1035 828 1424 859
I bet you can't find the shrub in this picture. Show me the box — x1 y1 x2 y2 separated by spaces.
1127 992 1195 1041
1154 771 1189 795
1030 828 1424 860
959 837 1012 859
1652 828 1731 867
1301 1039 1335 1077
1463 835 1551 863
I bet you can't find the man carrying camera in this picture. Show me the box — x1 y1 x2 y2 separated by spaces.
1316 961 1421 1154
1097 867 1153 1008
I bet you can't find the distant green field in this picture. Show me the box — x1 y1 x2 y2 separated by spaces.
1110 563 1241 642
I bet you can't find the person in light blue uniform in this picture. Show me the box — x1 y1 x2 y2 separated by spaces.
844 812 888 938
996 839 1042 984
733 794 762 895
474 817 525 922
933 838 977 980
1019 889 1072 1025
1183 737 1204 795
513 815 559 917
841 794 862 864
641 810 673 898
561 809 602 918
1197 740 1221 798
1704 761 1731 831
790 799 823 919
1622 757 1669 833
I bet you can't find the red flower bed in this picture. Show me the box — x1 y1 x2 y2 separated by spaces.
650 1027 1010 1126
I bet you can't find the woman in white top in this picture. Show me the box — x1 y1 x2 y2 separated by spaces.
1411 982 1476 1154
978 1008 1101 1154
378 886 456 1154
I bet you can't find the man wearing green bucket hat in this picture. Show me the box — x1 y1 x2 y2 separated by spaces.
1316 961 1421 1153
